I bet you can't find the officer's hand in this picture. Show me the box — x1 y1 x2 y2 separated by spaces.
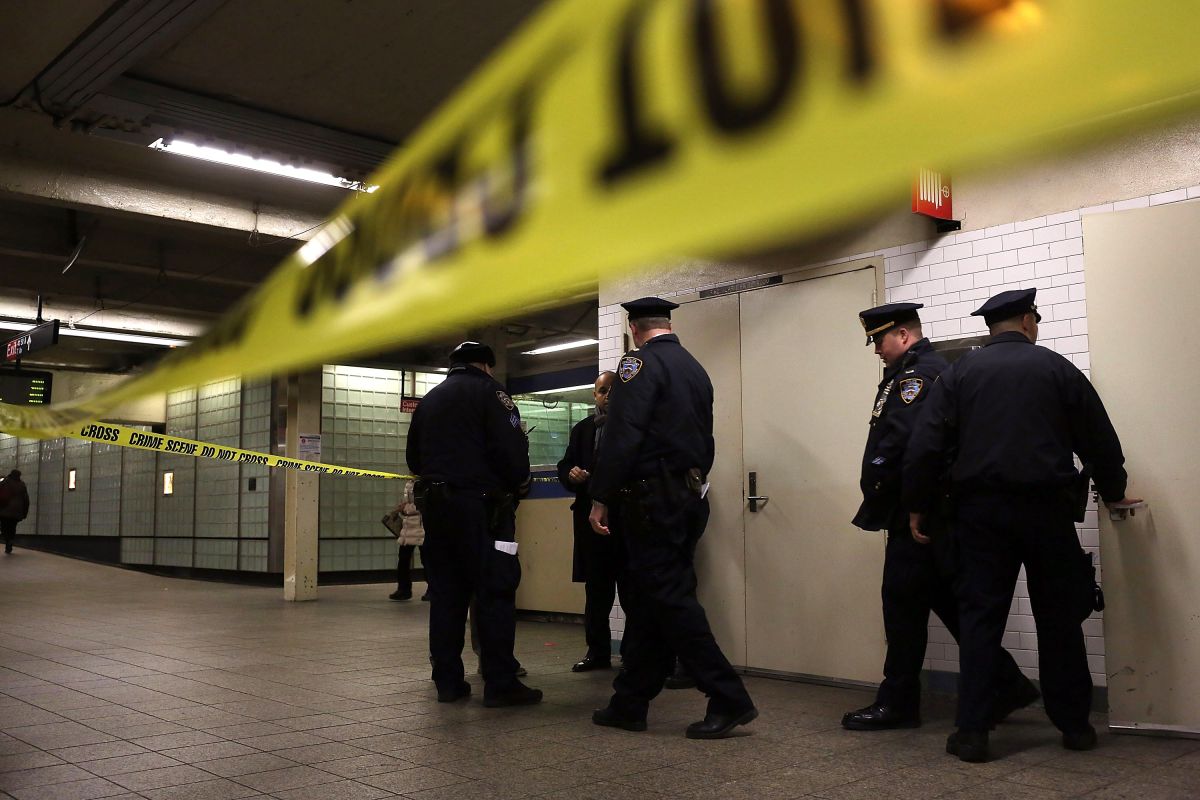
589 501 610 536
568 466 590 484
910 512 932 545
1105 496 1144 508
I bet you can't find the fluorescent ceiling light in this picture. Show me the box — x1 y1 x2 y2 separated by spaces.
528 383 595 395
0 321 188 348
521 339 599 356
149 138 379 192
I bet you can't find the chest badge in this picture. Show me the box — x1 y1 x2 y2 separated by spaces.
899 378 924 404
618 356 643 382
496 391 515 410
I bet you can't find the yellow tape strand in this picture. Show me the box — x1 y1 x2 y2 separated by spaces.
4 0 1200 440
72 422 409 479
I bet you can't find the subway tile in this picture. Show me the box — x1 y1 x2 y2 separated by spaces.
1037 286 1070 305
1187 184 1200 199
1033 224 1067 244
1080 202 1114 216
1113 196 1150 211
1034 258 1068 278
944 274 973 293
1055 335 1089 355
986 250 1018 270
900 265 931 285
1013 216 1047 232
1046 210 1081 225
917 279 946 296
1048 238 1084 259
1064 220 1083 238
972 237 1004 256
1003 264 1035 283
929 261 959 280
1149 188 1188 205
1017 244 1050 264
942 243 974 260
885 252 917 272
914 248 944 267
1054 300 1088 320
957 255 989 274
985 222 1015 237
900 239 935 254
1002 230 1034 250
955 228 987 242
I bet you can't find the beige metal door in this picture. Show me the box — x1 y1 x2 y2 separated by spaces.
672 294 746 664
1084 202 1199 734
740 267 885 680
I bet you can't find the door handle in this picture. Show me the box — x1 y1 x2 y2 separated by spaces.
748 471 770 512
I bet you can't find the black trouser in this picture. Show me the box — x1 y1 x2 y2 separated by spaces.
583 534 626 659
395 544 424 595
420 488 521 693
954 493 1092 733
876 518 1027 714
609 486 752 720
1 518 16 550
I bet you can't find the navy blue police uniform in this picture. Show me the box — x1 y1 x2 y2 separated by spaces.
557 405 626 670
904 289 1128 760
590 297 756 739
845 304 1036 731
406 341 541 707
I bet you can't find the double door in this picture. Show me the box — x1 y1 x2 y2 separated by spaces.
671 264 885 683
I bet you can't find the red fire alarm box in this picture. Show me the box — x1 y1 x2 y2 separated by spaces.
913 168 954 220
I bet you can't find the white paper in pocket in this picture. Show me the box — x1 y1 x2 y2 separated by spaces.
494 541 518 555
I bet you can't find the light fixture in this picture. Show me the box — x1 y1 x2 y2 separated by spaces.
68 469 77 491
0 321 188 348
521 339 599 356
162 471 174 496
149 138 379 192
528 383 596 395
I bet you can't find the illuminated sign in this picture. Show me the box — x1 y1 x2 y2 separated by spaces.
4 320 60 362
0 370 53 405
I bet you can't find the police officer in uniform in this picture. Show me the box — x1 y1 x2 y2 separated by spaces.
406 341 542 708
558 370 626 672
588 297 757 739
844 304 1038 731
904 289 1140 762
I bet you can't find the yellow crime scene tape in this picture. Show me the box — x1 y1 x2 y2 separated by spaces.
73 421 410 479
3 0 1200 472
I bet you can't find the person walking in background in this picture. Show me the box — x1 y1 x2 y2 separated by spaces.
589 297 756 739
0 469 30 555
383 479 427 601
905 288 1141 763
843 303 1037 732
558 370 624 672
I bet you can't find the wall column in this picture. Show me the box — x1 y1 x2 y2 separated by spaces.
283 370 321 601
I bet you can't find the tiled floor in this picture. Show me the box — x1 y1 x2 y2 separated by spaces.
2 549 1198 800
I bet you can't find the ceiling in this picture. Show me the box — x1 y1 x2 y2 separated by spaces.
0 0 598 379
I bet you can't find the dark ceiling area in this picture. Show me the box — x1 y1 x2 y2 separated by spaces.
0 0 598 378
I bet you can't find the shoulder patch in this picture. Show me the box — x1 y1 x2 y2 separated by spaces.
899 377 924 404
496 391 515 410
618 356 643 382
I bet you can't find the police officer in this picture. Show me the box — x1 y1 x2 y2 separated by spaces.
406 341 542 708
557 370 625 672
588 297 757 739
844 304 1038 731
904 289 1140 762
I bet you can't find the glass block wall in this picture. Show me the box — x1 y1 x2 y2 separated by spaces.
239 379 271 571
62 438 92 535
120 428 157 563
514 398 594 467
195 379 240 569
37 438 64 536
319 366 445 572
91 439 122 535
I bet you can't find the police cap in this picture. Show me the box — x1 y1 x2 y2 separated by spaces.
449 341 496 367
621 296 679 320
859 302 923 345
972 288 1041 326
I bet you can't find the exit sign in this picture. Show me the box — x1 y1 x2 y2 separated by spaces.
4 320 60 362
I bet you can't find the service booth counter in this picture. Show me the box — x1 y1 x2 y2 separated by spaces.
514 469 585 615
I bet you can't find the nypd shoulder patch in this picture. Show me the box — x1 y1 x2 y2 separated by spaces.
496 390 515 410
618 356 643 382
899 378 924 404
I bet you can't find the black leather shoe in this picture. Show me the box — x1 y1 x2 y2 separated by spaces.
572 655 612 673
992 678 1041 724
841 704 921 731
946 730 989 763
685 707 758 739
420 592 431 601
389 590 412 601
1062 724 1098 751
592 706 647 732
436 681 471 703
482 681 543 708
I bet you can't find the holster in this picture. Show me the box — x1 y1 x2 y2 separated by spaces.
412 479 449 514
482 489 516 536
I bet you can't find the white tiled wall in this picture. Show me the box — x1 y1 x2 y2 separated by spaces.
37 438 63 536
120 438 156 539
601 186 1200 684
16 437 40 532
91 441 122 536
